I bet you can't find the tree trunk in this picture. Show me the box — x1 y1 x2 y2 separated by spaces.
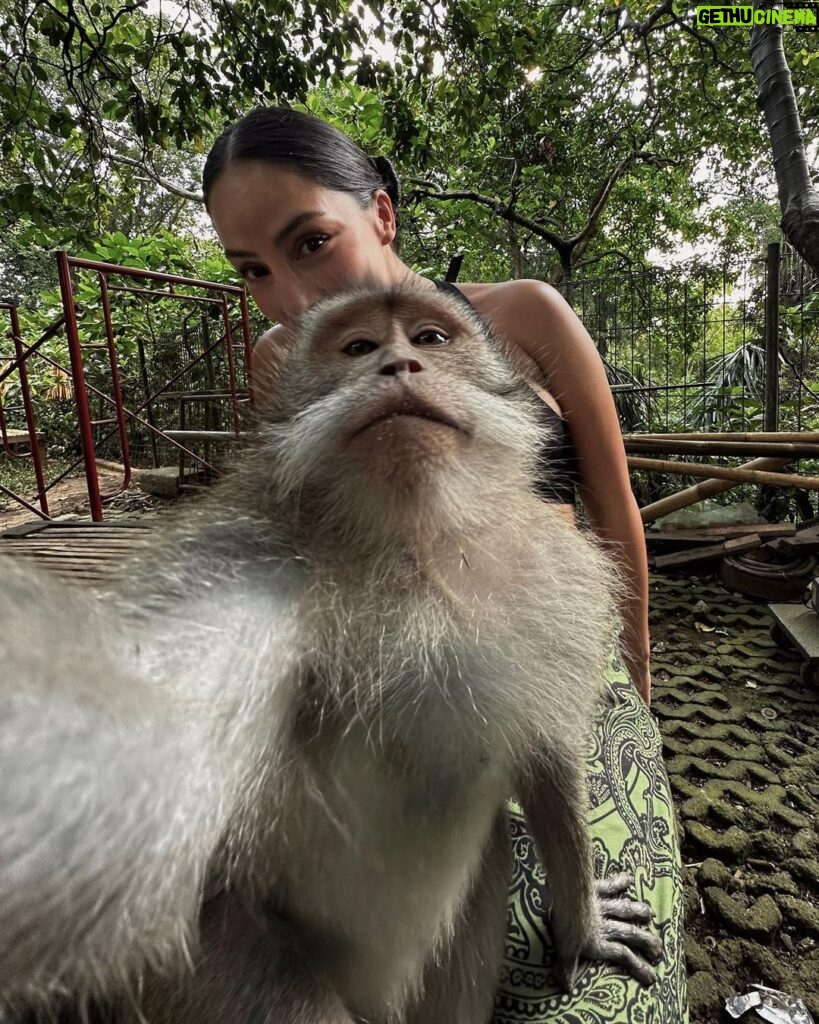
751 3 819 274
506 221 524 280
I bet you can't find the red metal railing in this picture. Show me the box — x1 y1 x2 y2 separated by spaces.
0 303 56 519
56 253 254 521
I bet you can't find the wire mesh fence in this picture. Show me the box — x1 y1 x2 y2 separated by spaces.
557 242 819 436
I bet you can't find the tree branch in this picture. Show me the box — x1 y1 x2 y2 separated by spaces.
403 178 569 252
111 153 203 202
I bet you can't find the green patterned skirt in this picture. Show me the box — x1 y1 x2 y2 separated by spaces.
493 662 688 1023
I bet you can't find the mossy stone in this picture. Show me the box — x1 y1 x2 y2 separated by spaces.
698 857 731 887
684 935 712 973
686 822 751 862
777 895 819 937
703 888 782 941
783 856 819 886
687 971 720 1016
745 870 799 897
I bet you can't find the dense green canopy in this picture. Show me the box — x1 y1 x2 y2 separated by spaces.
1 0 817 298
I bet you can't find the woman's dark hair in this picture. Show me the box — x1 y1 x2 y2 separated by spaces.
202 106 401 216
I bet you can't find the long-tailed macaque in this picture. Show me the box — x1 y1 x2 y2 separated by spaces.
0 286 662 1024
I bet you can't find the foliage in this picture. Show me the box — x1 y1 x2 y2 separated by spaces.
2 0 818 291
691 342 767 430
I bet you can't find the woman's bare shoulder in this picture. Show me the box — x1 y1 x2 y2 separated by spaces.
456 279 555 304
256 323 284 349
455 280 569 350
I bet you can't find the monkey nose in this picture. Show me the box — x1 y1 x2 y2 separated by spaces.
379 359 423 376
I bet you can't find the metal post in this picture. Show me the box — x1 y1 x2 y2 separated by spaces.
764 241 780 433
8 304 50 516
239 290 255 407
57 251 103 521
97 273 132 489
220 295 242 436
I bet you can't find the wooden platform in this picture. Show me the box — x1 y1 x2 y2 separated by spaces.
0 519 154 585
2 429 47 466
768 601 819 686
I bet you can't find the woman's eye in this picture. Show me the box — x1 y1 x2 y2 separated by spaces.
342 339 378 356
237 264 269 282
413 330 448 346
299 235 329 257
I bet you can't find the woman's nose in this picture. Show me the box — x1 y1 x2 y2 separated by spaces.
273 279 314 324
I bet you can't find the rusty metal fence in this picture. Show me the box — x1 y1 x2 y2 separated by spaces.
1 254 254 521
0 302 56 518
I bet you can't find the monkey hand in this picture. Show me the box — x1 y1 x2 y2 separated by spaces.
557 873 663 991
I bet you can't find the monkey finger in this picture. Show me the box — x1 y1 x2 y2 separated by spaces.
595 872 633 898
589 938 659 987
598 895 653 925
597 918 663 964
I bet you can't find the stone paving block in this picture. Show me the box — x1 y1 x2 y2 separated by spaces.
649 570 819 1021
702 888 782 941
777 895 819 937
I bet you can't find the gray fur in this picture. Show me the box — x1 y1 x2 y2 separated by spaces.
0 286 660 1023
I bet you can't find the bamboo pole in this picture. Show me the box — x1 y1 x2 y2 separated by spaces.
639 457 793 523
626 431 819 443
624 439 819 457
628 456 819 489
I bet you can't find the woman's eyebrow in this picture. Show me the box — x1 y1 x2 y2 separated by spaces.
224 211 327 259
276 210 326 243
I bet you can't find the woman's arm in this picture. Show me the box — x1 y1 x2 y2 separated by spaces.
507 281 652 703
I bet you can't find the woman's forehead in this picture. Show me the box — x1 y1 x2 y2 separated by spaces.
210 162 358 215
209 165 366 249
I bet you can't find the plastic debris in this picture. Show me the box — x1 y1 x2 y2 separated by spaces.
727 992 763 1019
725 985 815 1023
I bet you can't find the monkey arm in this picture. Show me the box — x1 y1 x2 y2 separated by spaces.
141 893 357 1024
518 749 662 989
0 560 235 1005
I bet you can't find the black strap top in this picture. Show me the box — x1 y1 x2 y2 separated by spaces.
432 280 579 505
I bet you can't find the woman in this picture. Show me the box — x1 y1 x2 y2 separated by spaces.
203 106 687 1022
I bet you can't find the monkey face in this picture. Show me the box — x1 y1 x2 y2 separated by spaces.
324 296 473 465
258 287 543 542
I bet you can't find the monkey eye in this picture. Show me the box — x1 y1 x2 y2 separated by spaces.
342 338 378 356
412 329 449 346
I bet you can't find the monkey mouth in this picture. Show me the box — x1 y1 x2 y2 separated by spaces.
351 397 463 438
